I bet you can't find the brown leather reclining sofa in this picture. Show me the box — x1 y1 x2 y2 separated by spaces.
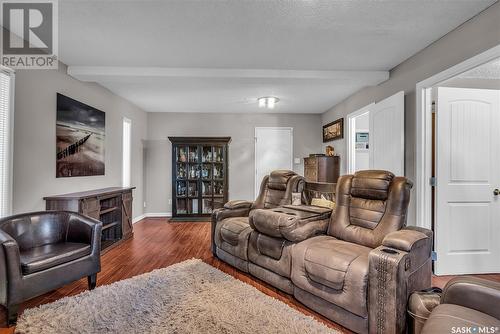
212 170 433 334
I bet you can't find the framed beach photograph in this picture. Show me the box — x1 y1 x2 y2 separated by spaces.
322 118 344 142
56 93 105 177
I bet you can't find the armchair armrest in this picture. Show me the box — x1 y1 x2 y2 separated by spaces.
0 229 22 307
66 213 102 258
368 227 433 334
441 276 500 320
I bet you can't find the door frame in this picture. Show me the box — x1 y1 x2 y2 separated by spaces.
346 103 374 174
415 43 500 229
254 127 293 198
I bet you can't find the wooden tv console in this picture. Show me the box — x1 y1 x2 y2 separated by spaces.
44 187 135 253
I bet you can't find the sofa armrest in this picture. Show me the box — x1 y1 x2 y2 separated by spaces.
0 230 22 307
223 200 254 210
383 227 432 255
368 227 433 334
66 213 102 258
441 276 500 320
210 204 253 256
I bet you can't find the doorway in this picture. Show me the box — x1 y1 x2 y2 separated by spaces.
417 48 500 275
254 127 293 198
346 91 405 176
347 104 372 174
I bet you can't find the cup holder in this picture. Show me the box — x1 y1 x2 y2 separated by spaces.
381 248 399 255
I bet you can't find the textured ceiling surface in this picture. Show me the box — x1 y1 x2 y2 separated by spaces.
458 58 500 79
59 0 497 113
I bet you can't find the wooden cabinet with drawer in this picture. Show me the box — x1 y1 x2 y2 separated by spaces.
304 156 340 183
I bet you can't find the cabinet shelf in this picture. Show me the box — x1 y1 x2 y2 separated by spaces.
102 221 120 230
100 207 118 215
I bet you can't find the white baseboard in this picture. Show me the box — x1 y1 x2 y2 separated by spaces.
133 212 172 224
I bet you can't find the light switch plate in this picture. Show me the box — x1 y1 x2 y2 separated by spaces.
294 158 301 164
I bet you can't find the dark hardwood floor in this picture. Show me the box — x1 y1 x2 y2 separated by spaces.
1 218 500 334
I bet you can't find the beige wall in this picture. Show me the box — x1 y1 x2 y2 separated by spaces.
321 3 500 225
13 63 148 219
145 112 322 214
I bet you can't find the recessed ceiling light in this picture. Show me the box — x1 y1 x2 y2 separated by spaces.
258 96 279 109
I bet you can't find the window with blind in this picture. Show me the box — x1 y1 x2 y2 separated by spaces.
0 69 14 218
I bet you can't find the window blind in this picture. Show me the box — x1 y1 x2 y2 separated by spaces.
0 70 13 218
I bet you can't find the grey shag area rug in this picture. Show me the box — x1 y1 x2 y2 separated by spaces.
16 259 338 334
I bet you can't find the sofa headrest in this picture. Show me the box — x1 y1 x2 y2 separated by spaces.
350 170 395 201
267 170 297 191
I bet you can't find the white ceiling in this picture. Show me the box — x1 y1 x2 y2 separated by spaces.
61 0 497 113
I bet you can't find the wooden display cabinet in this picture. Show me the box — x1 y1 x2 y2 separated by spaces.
169 137 231 220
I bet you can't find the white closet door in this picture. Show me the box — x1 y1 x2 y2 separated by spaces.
254 127 293 198
369 91 405 176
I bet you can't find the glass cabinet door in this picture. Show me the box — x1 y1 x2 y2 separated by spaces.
172 141 228 217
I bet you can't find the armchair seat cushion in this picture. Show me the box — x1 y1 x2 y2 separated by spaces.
20 242 91 275
291 235 371 317
422 304 500 334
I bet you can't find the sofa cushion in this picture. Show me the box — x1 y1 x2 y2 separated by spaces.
304 239 372 291
304 239 370 290
267 170 297 191
20 242 91 275
422 304 500 334
350 170 394 201
220 217 250 246
291 235 372 317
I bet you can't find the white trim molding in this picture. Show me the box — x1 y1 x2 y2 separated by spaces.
415 43 500 229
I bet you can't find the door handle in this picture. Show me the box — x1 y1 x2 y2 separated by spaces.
494 189 500 196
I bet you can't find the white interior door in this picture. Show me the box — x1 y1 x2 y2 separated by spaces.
435 87 500 275
255 127 293 198
369 91 405 176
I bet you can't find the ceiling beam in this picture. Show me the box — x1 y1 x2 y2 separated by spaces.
67 66 389 84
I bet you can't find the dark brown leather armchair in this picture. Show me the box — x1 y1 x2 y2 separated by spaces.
420 277 500 333
211 170 303 272
0 211 102 325
291 170 433 334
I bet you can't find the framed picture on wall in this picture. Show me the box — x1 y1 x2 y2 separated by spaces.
323 118 344 142
56 93 105 177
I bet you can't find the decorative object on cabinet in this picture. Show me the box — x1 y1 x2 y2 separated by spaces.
322 118 344 142
325 145 335 156
56 94 105 178
44 187 134 252
169 137 231 221
303 155 340 183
